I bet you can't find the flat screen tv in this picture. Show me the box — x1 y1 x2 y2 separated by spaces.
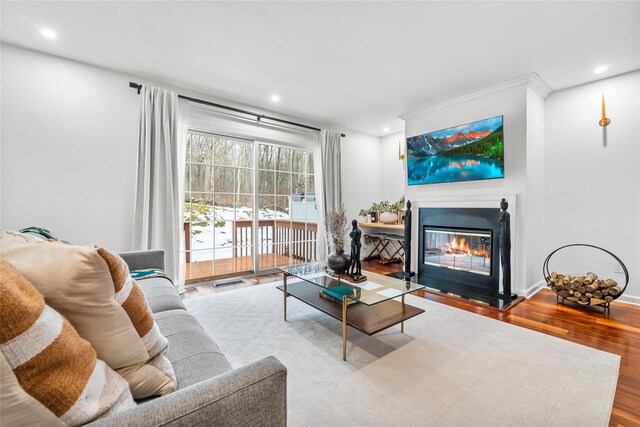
406 115 504 186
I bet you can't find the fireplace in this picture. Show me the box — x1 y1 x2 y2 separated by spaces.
423 227 492 276
418 207 501 305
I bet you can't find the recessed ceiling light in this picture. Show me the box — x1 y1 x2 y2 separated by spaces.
383 127 390 132
270 94 280 103
40 28 57 40
594 65 608 74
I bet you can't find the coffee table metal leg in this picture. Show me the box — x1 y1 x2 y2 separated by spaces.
342 296 348 361
283 273 288 321
401 294 405 333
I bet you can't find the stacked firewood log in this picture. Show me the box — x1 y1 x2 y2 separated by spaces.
547 272 621 305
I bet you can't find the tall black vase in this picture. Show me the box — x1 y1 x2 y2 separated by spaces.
327 250 350 274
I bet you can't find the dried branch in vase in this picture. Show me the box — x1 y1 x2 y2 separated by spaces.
325 209 348 253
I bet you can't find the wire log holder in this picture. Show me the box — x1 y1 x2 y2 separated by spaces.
543 244 629 314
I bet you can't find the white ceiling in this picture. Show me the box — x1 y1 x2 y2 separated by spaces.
1 1 639 136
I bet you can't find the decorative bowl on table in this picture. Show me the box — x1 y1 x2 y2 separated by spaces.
380 212 398 224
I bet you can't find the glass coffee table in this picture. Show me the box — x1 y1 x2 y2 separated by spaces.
277 262 426 361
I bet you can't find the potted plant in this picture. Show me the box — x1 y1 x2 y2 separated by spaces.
369 202 382 223
359 209 370 222
393 196 406 223
325 209 350 274
380 197 405 224
379 200 397 224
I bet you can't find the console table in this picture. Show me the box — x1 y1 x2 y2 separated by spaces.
359 222 405 264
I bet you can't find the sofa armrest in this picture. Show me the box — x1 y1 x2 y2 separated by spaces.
118 250 165 271
86 356 287 427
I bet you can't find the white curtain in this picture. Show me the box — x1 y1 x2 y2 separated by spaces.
314 129 342 259
313 134 327 261
132 86 189 292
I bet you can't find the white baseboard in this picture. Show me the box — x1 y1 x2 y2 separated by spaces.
522 281 640 307
615 294 640 306
519 280 547 299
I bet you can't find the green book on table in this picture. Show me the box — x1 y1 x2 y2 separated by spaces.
319 291 358 305
322 285 360 302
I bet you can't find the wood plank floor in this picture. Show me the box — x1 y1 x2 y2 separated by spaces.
183 259 640 426
185 253 303 284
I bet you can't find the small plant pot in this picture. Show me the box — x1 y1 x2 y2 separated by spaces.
380 212 399 224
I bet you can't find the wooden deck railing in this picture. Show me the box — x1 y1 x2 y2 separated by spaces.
183 220 317 264
233 219 317 261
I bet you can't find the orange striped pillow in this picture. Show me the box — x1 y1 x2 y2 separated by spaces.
0 259 135 426
97 248 176 398
0 232 175 399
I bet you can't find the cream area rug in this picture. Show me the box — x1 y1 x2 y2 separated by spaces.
184 281 620 427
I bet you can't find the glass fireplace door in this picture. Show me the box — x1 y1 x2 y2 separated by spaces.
423 227 492 276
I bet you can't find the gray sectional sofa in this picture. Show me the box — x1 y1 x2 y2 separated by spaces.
89 250 287 427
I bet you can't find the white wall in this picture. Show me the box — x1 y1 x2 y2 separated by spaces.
340 132 383 257
1 44 139 251
340 131 412 260
403 84 534 295
340 132 382 223
398 71 640 303
525 87 546 291
1 44 387 258
379 132 406 201
543 71 640 303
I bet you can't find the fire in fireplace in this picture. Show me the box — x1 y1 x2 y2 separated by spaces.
423 227 492 276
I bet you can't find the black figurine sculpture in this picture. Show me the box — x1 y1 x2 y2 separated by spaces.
403 200 415 280
499 198 514 299
348 220 364 280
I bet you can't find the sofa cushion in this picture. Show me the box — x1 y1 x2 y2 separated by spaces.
0 232 149 370
1 353 65 427
154 309 232 389
97 248 176 398
0 232 175 400
0 260 135 426
138 277 186 313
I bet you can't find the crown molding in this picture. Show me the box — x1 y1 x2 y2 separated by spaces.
526 73 554 99
399 73 554 120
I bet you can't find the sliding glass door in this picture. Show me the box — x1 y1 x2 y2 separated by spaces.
257 143 317 270
184 132 254 283
183 132 317 283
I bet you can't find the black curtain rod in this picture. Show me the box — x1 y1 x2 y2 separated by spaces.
129 82 345 137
